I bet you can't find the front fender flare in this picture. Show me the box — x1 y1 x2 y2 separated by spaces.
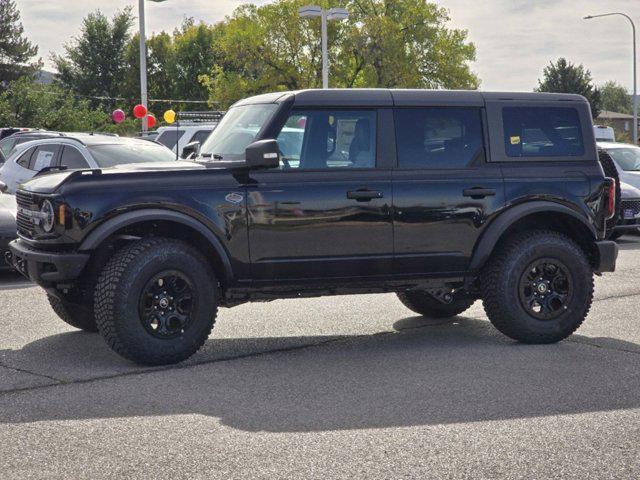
468 201 597 272
79 208 233 282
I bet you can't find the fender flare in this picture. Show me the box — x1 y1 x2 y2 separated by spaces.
79 208 233 281
468 201 597 272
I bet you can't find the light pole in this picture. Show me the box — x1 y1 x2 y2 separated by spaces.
139 0 168 132
299 5 349 89
585 13 637 144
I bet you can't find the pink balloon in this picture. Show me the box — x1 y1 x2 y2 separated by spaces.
112 109 125 124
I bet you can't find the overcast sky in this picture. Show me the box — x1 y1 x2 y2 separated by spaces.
16 0 640 91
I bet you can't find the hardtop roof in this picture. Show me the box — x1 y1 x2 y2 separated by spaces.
232 88 588 108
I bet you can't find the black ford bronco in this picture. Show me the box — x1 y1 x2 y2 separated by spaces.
9 89 618 365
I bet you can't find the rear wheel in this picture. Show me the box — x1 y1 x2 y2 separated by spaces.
47 293 97 332
397 290 474 318
481 230 593 343
94 238 218 365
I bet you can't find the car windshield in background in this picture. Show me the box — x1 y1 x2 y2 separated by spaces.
606 147 640 171
87 142 176 168
199 104 278 160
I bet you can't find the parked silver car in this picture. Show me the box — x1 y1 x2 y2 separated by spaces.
598 141 640 238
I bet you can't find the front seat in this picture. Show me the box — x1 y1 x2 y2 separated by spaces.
349 119 373 168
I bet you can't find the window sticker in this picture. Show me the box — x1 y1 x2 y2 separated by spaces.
33 150 55 170
510 136 521 145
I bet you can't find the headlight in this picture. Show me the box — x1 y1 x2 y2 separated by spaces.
40 200 55 232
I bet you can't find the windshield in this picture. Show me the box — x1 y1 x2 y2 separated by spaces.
606 147 640 171
88 142 176 168
199 104 278 160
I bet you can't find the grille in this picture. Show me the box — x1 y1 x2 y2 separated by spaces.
15 190 37 239
621 199 640 216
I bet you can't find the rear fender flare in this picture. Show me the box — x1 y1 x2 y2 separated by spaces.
469 201 597 272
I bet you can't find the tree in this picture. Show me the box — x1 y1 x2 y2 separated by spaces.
600 80 632 114
200 0 479 108
536 58 601 118
0 0 41 85
52 8 134 101
0 77 110 131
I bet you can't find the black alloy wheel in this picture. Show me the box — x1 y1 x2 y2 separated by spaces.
518 258 573 321
139 271 196 339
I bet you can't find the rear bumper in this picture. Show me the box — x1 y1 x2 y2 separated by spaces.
594 240 618 273
8 239 89 286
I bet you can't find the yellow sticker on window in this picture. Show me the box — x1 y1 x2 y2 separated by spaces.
510 135 521 145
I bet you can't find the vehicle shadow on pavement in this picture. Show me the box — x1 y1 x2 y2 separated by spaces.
1 315 639 431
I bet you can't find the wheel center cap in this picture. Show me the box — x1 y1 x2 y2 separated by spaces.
537 283 548 293
159 298 170 309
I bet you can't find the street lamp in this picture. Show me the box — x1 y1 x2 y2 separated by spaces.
584 13 637 144
299 5 349 89
139 0 168 132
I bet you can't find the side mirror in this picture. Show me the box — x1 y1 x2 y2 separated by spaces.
245 139 280 169
181 141 200 159
0 181 6 193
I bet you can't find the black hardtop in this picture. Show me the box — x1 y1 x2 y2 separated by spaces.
233 88 589 109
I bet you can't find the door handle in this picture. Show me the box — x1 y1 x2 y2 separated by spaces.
463 187 496 199
347 189 383 202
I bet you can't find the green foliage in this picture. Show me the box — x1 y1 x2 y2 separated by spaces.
200 0 479 107
0 77 136 133
600 80 632 114
536 58 601 118
52 8 134 100
0 0 41 84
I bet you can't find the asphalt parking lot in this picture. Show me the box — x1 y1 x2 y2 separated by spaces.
1 238 639 479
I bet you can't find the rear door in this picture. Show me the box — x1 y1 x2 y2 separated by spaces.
392 105 505 275
246 108 394 281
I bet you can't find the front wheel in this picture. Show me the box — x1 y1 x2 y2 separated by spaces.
397 290 474 318
94 238 218 365
481 230 593 344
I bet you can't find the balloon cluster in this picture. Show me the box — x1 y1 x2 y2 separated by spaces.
111 105 177 129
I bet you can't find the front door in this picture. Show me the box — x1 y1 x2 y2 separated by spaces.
247 108 393 281
392 106 505 275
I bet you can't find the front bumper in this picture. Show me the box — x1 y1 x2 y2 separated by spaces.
8 239 89 285
594 240 618 273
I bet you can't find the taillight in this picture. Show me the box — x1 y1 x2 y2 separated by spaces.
606 177 616 220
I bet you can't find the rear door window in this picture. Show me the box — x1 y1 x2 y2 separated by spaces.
503 107 584 158
156 130 185 149
394 108 484 169
28 145 60 171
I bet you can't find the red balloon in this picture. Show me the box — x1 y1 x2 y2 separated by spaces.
133 104 147 119
146 114 156 129
111 109 125 124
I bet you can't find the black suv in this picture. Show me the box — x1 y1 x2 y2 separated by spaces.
8 89 618 365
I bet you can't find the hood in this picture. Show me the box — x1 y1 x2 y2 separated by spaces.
617 169 640 191
620 181 640 199
19 161 237 195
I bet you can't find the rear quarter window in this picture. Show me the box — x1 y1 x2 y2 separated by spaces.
503 107 584 158
156 130 185 149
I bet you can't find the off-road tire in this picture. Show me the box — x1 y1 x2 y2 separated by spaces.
47 294 97 332
94 237 218 365
481 230 593 344
397 291 474 318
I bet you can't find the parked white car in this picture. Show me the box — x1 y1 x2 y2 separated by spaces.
156 124 218 157
0 134 178 193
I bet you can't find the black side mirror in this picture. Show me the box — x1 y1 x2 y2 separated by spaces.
245 139 280 169
0 181 7 193
181 141 201 159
